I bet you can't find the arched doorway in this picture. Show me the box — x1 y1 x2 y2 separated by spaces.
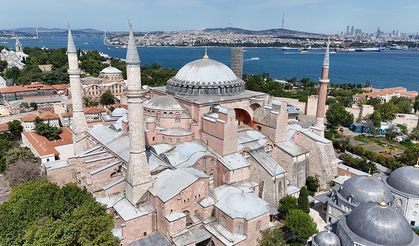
250 103 261 111
234 108 252 126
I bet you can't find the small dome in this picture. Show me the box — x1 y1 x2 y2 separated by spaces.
313 231 341 246
111 107 127 117
346 202 414 246
386 166 419 196
144 95 184 111
339 175 393 205
166 58 245 96
100 66 122 74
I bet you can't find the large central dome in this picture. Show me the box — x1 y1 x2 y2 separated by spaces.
166 58 245 96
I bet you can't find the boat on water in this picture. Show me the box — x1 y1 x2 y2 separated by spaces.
300 50 308 54
355 47 384 52
281 46 298 51
249 57 260 61
83 42 89 45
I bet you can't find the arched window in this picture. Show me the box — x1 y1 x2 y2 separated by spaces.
236 222 245 235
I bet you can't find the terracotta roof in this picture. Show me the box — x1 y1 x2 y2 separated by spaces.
84 107 107 114
354 87 415 99
21 113 37 122
51 84 70 90
21 112 60 122
0 123 9 132
61 112 73 118
0 82 55 94
22 128 73 157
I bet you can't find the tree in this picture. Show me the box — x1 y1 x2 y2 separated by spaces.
369 111 382 127
298 187 310 213
326 103 354 127
306 177 320 196
399 145 419 166
385 127 398 141
278 195 298 216
100 90 115 106
0 60 8 72
414 96 419 113
30 102 38 110
376 102 398 121
4 160 42 187
0 133 19 172
84 97 99 107
34 117 62 140
285 209 317 241
20 102 29 109
258 226 286 246
0 180 118 246
7 120 23 139
389 96 413 114
410 127 419 141
5 147 39 167
3 67 21 81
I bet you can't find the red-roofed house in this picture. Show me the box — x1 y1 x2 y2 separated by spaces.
0 82 56 101
21 127 73 163
353 87 418 103
21 112 60 131
61 107 107 127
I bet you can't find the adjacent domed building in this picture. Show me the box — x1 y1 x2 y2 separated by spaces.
384 165 419 227
81 65 126 100
166 56 245 96
326 175 393 223
312 230 341 246
336 202 419 246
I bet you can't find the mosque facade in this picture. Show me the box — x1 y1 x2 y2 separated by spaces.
45 25 341 245
0 38 28 70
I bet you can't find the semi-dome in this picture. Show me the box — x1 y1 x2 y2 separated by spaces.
346 202 414 246
144 95 184 111
313 230 341 246
339 175 393 205
100 66 122 74
386 166 419 196
166 57 245 96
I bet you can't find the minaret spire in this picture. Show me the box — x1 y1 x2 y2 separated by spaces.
313 38 331 136
125 22 153 205
67 25 89 155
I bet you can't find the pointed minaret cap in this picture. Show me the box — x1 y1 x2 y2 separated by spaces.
126 21 140 64
15 37 21 46
67 24 77 53
203 47 209 59
323 38 330 67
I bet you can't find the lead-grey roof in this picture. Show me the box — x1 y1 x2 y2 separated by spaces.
149 168 208 202
345 202 414 246
143 95 184 111
276 140 308 157
386 166 419 197
339 175 393 205
163 140 214 168
249 150 286 176
212 185 270 220
127 232 171 246
314 230 341 246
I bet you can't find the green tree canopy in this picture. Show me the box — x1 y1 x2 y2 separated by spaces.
258 226 287 246
0 60 8 72
389 96 413 114
326 102 354 128
278 195 298 216
0 180 118 246
297 187 310 213
0 133 19 172
5 147 39 167
100 90 115 106
305 176 320 196
399 145 419 166
369 111 382 127
7 120 23 139
34 117 62 140
285 209 318 241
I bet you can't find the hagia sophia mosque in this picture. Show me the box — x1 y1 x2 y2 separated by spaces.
43 23 419 246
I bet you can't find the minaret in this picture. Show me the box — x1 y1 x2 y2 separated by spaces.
125 22 152 205
67 27 89 155
231 47 243 79
313 39 330 136
15 37 22 53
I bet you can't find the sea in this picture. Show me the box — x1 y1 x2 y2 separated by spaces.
2 36 418 91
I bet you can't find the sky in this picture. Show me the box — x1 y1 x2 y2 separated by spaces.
2 0 419 34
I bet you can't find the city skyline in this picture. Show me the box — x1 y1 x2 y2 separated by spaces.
2 0 419 33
